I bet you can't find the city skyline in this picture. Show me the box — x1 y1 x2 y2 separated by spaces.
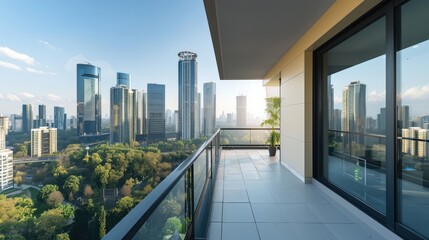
0 0 267 119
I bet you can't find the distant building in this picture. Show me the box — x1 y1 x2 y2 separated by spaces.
333 109 342 131
22 104 33 133
378 108 386 130
147 83 165 142
227 113 234 127
398 105 410 129
178 51 198 139
142 91 147 134
342 81 366 144
10 114 22 132
203 82 216 136
117 72 130 89
38 104 47 127
54 106 65 130
110 85 129 144
136 91 144 135
236 95 247 127
0 117 8 150
31 127 57 157
76 63 101 136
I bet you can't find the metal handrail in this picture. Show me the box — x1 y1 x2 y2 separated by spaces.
104 129 220 240
104 128 276 239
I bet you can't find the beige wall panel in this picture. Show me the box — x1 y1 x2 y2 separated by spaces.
282 73 305 106
282 104 305 142
281 135 305 180
281 53 304 83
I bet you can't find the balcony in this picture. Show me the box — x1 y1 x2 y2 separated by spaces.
104 128 399 240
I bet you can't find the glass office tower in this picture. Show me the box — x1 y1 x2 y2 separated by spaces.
117 72 130 88
178 51 198 139
22 104 33 133
147 83 165 142
54 106 65 130
76 63 101 136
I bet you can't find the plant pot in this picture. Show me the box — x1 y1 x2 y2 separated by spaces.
268 146 277 157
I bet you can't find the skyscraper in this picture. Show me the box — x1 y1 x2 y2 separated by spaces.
178 51 198 139
0 117 13 190
110 85 128 144
54 106 65 130
236 95 247 127
22 104 33 133
31 127 57 157
398 105 410 129
117 72 130 88
136 91 144 135
147 83 165 142
203 82 216 136
142 91 147 134
76 63 101 136
343 81 366 144
38 104 47 127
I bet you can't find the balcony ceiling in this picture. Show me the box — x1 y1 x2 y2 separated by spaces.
204 0 335 80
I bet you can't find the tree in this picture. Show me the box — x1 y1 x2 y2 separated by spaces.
63 175 80 200
39 184 59 201
47 191 64 208
162 217 182 236
14 171 25 187
59 203 75 220
120 185 131 197
99 206 106 238
55 233 70 240
36 208 67 240
83 185 94 198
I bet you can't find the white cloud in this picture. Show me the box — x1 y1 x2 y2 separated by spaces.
368 90 386 102
334 96 342 104
37 39 62 51
20 92 35 98
47 94 61 102
401 84 429 100
0 60 21 70
26 67 56 75
0 94 4 99
0 46 35 65
6 94 21 102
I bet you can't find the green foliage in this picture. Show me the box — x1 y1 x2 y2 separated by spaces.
55 233 70 240
63 175 81 199
35 208 67 240
162 217 182 236
59 203 75 220
0 195 35 223
39 184 59 201
99 206 106 239
260 97 281 147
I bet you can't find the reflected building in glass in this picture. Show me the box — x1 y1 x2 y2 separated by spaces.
343 81 366 144
178 51 198 139
76 63 101 136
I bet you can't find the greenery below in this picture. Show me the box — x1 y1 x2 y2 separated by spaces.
0 137 206 239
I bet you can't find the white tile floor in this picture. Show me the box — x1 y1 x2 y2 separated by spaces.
207 149 399 240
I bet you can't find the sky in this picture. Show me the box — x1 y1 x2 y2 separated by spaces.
0 0 268 120
331 41 429 120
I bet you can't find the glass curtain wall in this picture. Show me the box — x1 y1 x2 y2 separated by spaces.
322 17 387 214
397 0 429 237
316 0 429 238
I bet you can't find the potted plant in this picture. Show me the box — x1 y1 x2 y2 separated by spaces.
260 97 280 156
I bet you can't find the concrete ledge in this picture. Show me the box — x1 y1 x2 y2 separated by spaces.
313 179 402 240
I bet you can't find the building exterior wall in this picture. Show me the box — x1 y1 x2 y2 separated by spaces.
31 127 57 157
268 1 382 182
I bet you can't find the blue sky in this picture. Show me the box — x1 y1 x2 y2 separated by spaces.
0 0 267 119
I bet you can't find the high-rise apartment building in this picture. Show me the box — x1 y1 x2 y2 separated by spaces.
54 106 65 130
236 95 247 127
76 63 101 136
0 117 13 190
38 104 47 128
31 127 57 157
203 82 216 136
0 117 8 150
333 109 342 131
147 84 165 142
22 104 33 133
178 51 198 139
